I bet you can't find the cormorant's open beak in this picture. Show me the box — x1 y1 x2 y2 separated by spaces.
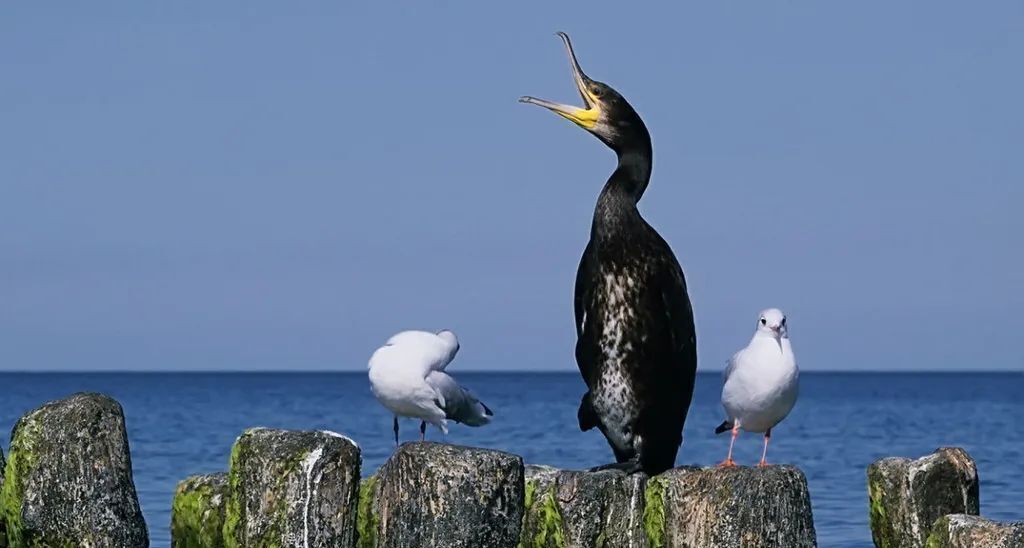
519 32 602 130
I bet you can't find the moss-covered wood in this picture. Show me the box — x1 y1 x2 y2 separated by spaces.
372 442 524 548
0 392 148 548
868 447 979 548
356 476 379 548
926 514 1024 548
643 476 666 548
223 428 361 548
519 465 649 548
0 447 5 548
655 465 816 548
172 473 230 548
519 466 564 548
518 464 814 548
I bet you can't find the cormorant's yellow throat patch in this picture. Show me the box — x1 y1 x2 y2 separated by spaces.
554 104 600 129
519 32 604 132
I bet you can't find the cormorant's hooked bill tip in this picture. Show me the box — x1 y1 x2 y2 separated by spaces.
519 32 602 131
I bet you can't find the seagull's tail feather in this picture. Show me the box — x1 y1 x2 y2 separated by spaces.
425 371 493 427
458 397 493 427
714 420 733 435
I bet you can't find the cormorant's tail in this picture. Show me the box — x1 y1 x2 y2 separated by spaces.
714 420 733 435
578 392 599 431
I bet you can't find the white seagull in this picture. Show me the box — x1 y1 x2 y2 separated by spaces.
715 308 799 467
367 329 493 445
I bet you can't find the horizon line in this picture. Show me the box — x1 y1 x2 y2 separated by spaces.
0 369 1018 375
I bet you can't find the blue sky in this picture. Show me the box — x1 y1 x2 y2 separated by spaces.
2 2 1022 371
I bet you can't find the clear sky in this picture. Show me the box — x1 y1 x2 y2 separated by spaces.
2 2 1022 371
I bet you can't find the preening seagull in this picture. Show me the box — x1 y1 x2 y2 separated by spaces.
716 308 799 467
367 329 493 445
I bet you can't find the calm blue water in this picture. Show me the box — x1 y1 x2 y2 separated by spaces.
0 372 1020 547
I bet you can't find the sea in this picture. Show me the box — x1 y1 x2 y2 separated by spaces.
0 372 1020 547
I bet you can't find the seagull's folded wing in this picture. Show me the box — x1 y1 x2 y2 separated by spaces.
723 345 754 384
425 371 493 427
723 354 738 383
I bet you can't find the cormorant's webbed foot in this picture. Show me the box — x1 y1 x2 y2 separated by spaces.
588 460 643 474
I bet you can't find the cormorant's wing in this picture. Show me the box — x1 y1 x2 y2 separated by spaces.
659 255 697 371
425 371 493 426
573 241 600 386
573 242 592 339
573 242 604 431
640 239 698 431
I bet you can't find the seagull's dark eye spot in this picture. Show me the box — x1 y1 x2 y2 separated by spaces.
760 318 767 325
781 318 787 326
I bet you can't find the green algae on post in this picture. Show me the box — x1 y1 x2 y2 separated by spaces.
222 428 361 547
171 473 229 548
0 418 40 547
867 448 979 548
868 473 893 548
0 393 148 548
531 490 566 548
523 479 538 514
356 476 379 548
222 435 245 548
643 476 666 547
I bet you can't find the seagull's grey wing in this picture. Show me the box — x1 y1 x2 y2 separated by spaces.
425 371 493 427
723 354 738 383
724 345 749 381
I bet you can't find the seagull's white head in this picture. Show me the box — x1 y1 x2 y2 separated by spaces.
756 308 788 341
436 329 460 357
436 329 458 347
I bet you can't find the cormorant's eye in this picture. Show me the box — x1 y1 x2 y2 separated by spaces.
590 86 603 98
760 318 767 325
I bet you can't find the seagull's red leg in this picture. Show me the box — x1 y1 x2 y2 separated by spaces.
758 428 772 468
419 421 426 441
718 423 740 467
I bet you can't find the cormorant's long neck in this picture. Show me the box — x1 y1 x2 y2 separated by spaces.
592 143 653 240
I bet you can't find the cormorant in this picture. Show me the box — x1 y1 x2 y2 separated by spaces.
520 32 697 475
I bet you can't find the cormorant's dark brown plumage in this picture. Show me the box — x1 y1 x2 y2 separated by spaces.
521 32 698 475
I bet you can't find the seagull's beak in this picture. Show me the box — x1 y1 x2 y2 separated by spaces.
519 32 602 130
771 327 783 351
